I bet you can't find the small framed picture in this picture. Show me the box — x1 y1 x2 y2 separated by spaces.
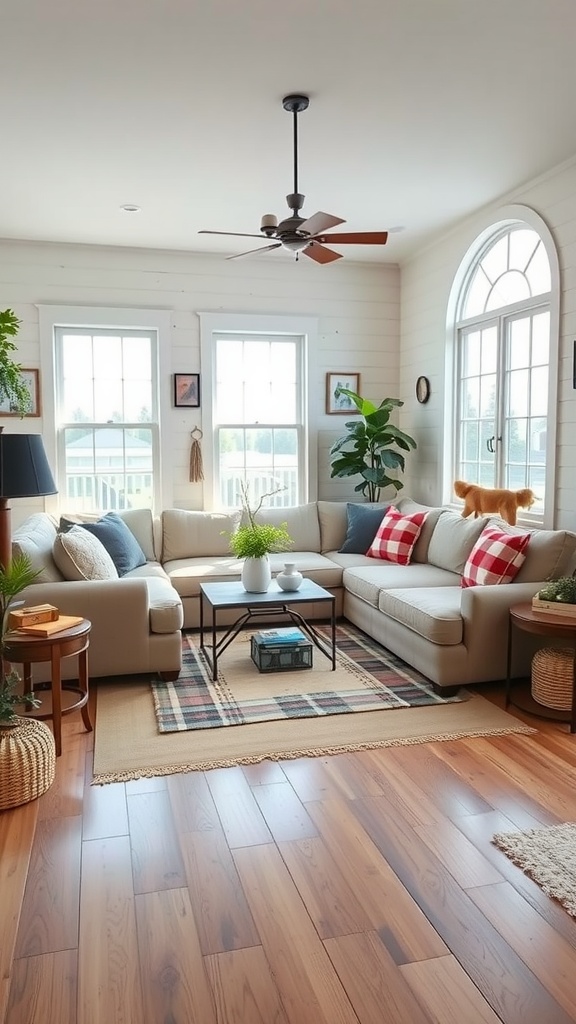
0 368 40 417
174 373 200 408
326 372 361 415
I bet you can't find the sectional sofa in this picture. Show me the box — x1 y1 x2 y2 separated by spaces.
11 498 576 693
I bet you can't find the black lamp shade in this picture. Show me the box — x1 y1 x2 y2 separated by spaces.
0 434 57 498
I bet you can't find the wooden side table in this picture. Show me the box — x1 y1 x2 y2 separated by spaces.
3 619 92 756
505 602 576 733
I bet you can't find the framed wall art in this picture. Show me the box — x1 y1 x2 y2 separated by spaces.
0 368 41 417
174 373 200 408
326 372 360 414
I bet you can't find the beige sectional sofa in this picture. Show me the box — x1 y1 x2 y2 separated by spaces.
12 498 576 693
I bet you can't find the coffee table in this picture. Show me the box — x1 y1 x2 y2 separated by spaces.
199 579 336 680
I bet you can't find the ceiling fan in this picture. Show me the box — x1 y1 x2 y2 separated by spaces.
199 94 389 264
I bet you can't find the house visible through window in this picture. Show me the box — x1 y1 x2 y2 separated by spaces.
54 327 158 511
454 221 557 521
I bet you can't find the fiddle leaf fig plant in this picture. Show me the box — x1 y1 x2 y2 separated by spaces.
329 388 417 502
0 308 32 416
0 554 42 724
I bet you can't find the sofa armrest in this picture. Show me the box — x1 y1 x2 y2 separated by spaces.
17 578 151 644
461 580 543 678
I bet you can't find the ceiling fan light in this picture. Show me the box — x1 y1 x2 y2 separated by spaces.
260 213 278 235
283 238 310 252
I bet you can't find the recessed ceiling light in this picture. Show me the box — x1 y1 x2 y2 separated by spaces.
120 204 141 213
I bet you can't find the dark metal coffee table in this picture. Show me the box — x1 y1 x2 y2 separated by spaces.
199 579 336 680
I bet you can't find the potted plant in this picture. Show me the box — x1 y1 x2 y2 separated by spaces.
0 554 43 724
329 387 417 502
533 577 576 617
0 309 33 416
228 484 292 593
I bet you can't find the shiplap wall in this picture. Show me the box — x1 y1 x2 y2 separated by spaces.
0 240 399 526
399 153 576 531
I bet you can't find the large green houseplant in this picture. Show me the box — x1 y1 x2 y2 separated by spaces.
0 309 33 416
329 388 417 502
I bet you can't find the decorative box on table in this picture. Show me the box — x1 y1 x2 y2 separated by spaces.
250 627 313 673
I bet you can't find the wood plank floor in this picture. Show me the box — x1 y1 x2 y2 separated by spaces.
2 682 576 1024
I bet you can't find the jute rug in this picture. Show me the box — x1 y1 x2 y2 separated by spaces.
492 823 576 917
93 629 534 781
152 624 465 732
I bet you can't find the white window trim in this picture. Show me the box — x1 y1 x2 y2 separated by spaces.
38 304 172 514
199 311 319 510
443 205 559 528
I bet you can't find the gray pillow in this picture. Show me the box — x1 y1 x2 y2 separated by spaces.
80 512 148 576
339 503 390 554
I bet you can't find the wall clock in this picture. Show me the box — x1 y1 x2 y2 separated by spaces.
416 375 430 404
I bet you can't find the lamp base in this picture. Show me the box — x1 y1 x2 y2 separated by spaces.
0 498 11 570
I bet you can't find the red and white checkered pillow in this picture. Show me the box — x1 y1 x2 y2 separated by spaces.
367 508 428 564
461 527 530 588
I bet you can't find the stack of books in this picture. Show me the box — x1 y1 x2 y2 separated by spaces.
255 627 307 646
251 626 313 673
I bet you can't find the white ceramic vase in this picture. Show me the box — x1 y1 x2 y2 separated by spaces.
241 555 272 593
276 561 303 591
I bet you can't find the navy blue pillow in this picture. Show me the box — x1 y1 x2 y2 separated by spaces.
80 512 147 576
339 503 390 554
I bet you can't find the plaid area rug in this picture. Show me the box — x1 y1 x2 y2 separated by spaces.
152 622 465 733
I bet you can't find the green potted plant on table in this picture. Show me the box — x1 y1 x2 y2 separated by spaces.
228 483 292 593
329 388 417 502
533 577 576 617
0 555 56 811
0 309 33 416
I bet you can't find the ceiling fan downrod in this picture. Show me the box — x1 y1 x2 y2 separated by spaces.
282 94 308 217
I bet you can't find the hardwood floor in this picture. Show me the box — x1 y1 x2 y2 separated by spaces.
2 683 576 1024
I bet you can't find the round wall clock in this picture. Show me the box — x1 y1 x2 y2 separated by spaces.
416 375 431 404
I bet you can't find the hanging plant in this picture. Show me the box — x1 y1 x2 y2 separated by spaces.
0 309 33 416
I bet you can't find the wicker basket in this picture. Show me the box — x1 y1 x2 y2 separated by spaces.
0 718 56 810
531 647 574 711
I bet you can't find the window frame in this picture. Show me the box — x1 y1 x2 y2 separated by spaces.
199 312 318 510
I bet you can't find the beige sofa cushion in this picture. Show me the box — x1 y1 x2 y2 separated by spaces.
342 563 460 609
255 502 321 552
482 518 576 583
378 587 463 645
162 509 240 560
53 526 119 581
394 498 445 563
60 508 158 561
317 500 348 553
12 513 64 583
427 511 487 574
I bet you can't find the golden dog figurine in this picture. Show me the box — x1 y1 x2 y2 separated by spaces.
454 480 535 527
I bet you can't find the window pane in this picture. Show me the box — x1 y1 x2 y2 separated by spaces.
525 242 551 295
463 269 491 318
461 331 481 377
532 312 550 365
480 327 497 374
506 418 528 464
508 369 529 417
479 374 496 417
481 235 508 281
530 366 548 416
509 229 539 271
487 270 530 310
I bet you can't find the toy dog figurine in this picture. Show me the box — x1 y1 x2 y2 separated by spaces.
454 480 535 527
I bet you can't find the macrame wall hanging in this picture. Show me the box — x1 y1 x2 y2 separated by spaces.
189 427 204 482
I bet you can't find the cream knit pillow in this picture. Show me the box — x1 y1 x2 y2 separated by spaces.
53 525 119 581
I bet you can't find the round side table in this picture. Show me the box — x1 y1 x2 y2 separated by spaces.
3 619 92 756
505 602 576 733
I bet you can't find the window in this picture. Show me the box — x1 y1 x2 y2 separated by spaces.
200 313 316 510
452 217 558 523
54 327 158 512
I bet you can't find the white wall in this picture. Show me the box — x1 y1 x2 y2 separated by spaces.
400 153 576 531
0 240 399 526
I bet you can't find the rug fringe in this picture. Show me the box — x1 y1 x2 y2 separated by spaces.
92 722 535 784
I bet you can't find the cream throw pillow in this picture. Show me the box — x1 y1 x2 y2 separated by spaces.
53 525 119 581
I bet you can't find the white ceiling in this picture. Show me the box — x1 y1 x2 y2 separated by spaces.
2 0 576 266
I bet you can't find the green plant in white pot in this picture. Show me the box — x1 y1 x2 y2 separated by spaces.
0 309 33 416
329 387 417 501
228 483 292 593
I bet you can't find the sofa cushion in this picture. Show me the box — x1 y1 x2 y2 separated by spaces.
164 551 342 599
339 503 390 554
485 519 576 583
255 502 321 552
53 526 119 581
60 508 158 561
343 563 460 608
378 587 464 645
367 508 427 564
394 498 445 563
427 511 487 574
162 509 240 560
12 513 64 583
461 527 530 588
317 500 348 553
79 512 147 576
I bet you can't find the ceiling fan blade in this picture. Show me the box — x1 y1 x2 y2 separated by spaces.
227 243 282 260
299 211 346 236
302 243 342 264
315 231 389 245
199 230 268 239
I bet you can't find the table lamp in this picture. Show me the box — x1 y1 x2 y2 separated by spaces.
0 431 57 569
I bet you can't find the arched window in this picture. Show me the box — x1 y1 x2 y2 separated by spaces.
452 212 559 525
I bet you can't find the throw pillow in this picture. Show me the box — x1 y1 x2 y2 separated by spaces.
367 508 428 565
79 512 147 576
53 526 119 581
461 527 530 588
339 503 391 554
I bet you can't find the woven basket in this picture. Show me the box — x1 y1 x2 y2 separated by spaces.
531 647 574 711
0 718 56 810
